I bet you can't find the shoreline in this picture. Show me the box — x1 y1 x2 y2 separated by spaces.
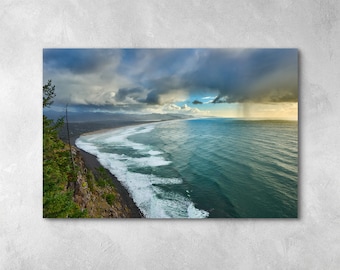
68 118 193 218
79 121 159 137
69 121 163 218
76 145 144 218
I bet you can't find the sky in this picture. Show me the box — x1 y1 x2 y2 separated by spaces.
43 48 298 120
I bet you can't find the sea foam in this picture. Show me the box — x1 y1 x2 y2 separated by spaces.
76 124 209 218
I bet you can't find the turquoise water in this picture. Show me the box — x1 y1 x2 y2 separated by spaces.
76 118 298 218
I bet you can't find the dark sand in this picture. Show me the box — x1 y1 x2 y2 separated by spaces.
67 121 159 218
77 146 143 218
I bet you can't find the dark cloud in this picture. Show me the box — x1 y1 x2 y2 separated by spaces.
192 100 203 104
43 49 298 107
145 90 161 104
115 87 147 103
117 49 196 81
144 49 298 104
43 49 119 75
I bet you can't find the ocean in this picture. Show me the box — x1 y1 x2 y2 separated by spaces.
75 118 298 218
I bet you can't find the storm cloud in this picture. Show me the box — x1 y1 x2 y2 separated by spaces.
115 87 148 103
143 49 298 104
44 49 121 75
43 48 298 109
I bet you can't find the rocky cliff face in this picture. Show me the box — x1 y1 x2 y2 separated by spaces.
71 146 135 218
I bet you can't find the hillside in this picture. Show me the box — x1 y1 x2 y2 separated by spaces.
43 113 140 218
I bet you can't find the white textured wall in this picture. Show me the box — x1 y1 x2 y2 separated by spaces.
1 0 340 269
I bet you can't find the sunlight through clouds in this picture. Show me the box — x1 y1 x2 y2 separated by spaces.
43 48 298 120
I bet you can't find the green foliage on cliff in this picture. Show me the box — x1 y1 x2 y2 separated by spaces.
43 81 87 218
96 166 115 188
86 171 95 192
105 193 116 205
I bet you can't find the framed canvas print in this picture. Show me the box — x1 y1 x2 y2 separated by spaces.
43 48 298 218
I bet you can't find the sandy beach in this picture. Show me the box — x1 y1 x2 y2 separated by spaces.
68 121 161 218
76 145 144 218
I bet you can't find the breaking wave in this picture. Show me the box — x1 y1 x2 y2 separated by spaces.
76 124 209 218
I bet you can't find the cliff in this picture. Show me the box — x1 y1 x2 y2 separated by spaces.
70 145 140 218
